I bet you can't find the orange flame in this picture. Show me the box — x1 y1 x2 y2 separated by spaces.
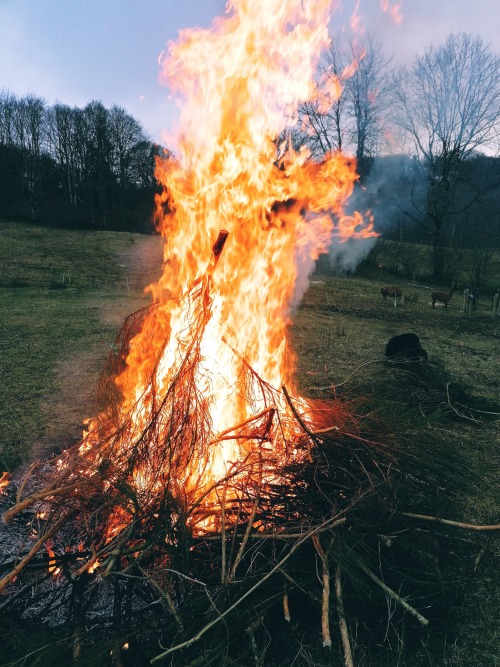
46 547 61 576
380 0 403 26
0 472 10 491
350 0 365 36
79 1 376 528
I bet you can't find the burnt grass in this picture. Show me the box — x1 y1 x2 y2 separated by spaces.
0 224 499 667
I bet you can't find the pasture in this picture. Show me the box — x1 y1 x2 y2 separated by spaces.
0 220 498 666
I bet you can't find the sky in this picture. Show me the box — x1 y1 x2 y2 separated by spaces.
1 0 500 146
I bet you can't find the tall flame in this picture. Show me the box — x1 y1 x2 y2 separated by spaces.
81 0 375 524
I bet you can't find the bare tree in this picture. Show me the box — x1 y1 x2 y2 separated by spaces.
47 104 80 207
0 90 16 146
296 41 349 157
391 33 500 281
108 105 152 225
344 35 392 179
296 34 391 177
11 94 47 222
82 101 114 228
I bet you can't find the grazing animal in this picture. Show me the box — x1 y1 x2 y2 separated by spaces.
431 286 454 310
385 333 428 361
381 285 404 307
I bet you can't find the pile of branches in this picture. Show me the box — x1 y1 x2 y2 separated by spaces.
1 279 498 666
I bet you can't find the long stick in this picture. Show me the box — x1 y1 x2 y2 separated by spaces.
311 535 331 648
0 513 73 593
206 407 277 447
282 385 315 462
220 482 227 584
3 484 84 524
72 577 84 664
397 511 500 531
354 558 429 626
150 516 346 664
228 451 263 582
335 565 354 667
138 566 184 633
201 520 346 541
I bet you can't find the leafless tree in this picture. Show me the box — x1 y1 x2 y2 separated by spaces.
108 106 147 186
343 35 392 178
295 40 349 157
11 94 47 222
391 33 500 281
108 105 153 225
296 34 392 178
47 104 80 207
0 90 16 146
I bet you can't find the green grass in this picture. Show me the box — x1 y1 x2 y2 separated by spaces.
0 221 152 469
290 270 499 667
293 270 500 404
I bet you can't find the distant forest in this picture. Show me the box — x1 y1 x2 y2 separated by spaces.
1 81 500 268
0 92 164 232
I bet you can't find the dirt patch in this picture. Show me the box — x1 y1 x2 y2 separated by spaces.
38 234 163 457
99 234 163 327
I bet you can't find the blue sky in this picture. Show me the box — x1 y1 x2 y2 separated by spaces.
1 1 500 145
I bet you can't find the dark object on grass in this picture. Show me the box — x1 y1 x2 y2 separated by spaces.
385 333 428 361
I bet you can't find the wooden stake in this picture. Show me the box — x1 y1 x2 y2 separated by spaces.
335 565 354 667
283 586 291 622
311 535 331 648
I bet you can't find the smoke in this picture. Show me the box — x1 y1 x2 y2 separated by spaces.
354 155 420 231
290 157 417 306
320 154 420 274
291 216 377 311
327 235 377 274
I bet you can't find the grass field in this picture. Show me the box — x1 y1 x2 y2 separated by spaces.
0 221 162 469
0 220 498 666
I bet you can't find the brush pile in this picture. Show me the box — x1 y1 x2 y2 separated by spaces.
2 292 491 667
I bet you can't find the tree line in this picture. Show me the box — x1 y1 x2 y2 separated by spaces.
294 31 500 282
0 93 163 232
2 32 500 281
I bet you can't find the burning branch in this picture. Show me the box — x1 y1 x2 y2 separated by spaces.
0 512 74 594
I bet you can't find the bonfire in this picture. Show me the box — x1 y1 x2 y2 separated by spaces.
2 2 494 666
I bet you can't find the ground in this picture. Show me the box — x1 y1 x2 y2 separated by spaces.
0 221 498 666
39 233 164 456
